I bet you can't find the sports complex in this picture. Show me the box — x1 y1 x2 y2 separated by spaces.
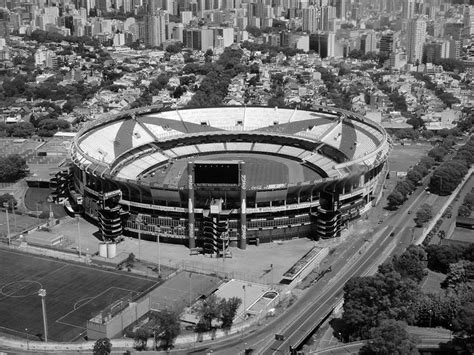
69 105 391 250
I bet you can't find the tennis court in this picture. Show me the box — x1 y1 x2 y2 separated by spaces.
0 248 158 341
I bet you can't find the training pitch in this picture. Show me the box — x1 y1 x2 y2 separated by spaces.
0 248 158 341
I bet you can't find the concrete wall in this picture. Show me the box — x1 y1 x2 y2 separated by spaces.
87 297 150 340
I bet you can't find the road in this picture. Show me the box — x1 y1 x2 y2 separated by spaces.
314 326 452 354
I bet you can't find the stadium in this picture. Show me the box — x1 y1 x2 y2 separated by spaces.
67 105 391 251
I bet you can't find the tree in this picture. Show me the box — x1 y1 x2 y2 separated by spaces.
193 294 221 332
359 320 419 355
441 260 474 289
428 146 448 162
406 169 423 185
0 194 17 211
341 271 420 341
415 203 432 227
429 161 469 195
452 301 474 338
153 309 181 350
392 245 427 283
133 327 150 351
387 190 405 209
220 297 242 329
93 337 112 355
0 154 29 182
246 25 262 38
425 244 465 273
10 122 35 138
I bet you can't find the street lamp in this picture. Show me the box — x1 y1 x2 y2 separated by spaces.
25 328 29 350
3 202 10 245
155 225 161 275
76 216 82 258
189 272 192 307
242 285 246 320
136 214 143 261
38 289 48 342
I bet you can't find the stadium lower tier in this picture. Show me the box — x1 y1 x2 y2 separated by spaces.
74 161 386 248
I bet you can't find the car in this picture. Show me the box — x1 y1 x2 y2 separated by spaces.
408 210 412 214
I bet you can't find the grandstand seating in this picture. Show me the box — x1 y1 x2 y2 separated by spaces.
277 146 307 158
252 143 282 153
195 143 226 153
171 145 200 156
305 153 335 170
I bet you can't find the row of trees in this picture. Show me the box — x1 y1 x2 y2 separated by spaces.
26 29 98 46
387 133 465 209
412 72 461 108
340 243 474 352
387 155 436 209
458 188 474 217
428 136 474 195
193 294 242 332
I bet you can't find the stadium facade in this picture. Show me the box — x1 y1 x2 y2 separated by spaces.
69 105 391 251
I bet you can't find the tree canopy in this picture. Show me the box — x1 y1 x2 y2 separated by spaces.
0 154 28 182
152 309 181 350
359 320 419 355
93 337 112 355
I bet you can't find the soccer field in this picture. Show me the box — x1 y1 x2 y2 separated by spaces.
0 249 158 341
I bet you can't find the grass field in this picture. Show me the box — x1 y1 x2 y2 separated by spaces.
0 248 158 341
421 269 445 294
0 212 40 238
388 143 432 173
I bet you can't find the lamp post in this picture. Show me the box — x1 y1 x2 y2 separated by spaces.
136 214 142 261
25 328 29 350
154 225 161 275
242 285 246 320
189 272 192 307
38 289 48 342
3 202 10 245
77 216 82 258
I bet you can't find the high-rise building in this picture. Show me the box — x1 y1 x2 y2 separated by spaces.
321 5 336 31
402 0 415 19
406 17 426 64
332 0 345 19
144 9 167 47
463 5 474 37
361 31 377 54
380 32 394 57
0 9 9 41
302 5 318 33
309 32 335 58
444 22 463 41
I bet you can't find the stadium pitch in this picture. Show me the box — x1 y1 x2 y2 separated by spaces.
0 249 158 341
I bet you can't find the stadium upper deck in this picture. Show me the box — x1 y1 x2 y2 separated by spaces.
72 106 389 185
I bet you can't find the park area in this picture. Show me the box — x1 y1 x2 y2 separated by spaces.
388 143 433 173
0 248 158 342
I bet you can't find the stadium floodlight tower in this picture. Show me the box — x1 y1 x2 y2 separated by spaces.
38 288 48 342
